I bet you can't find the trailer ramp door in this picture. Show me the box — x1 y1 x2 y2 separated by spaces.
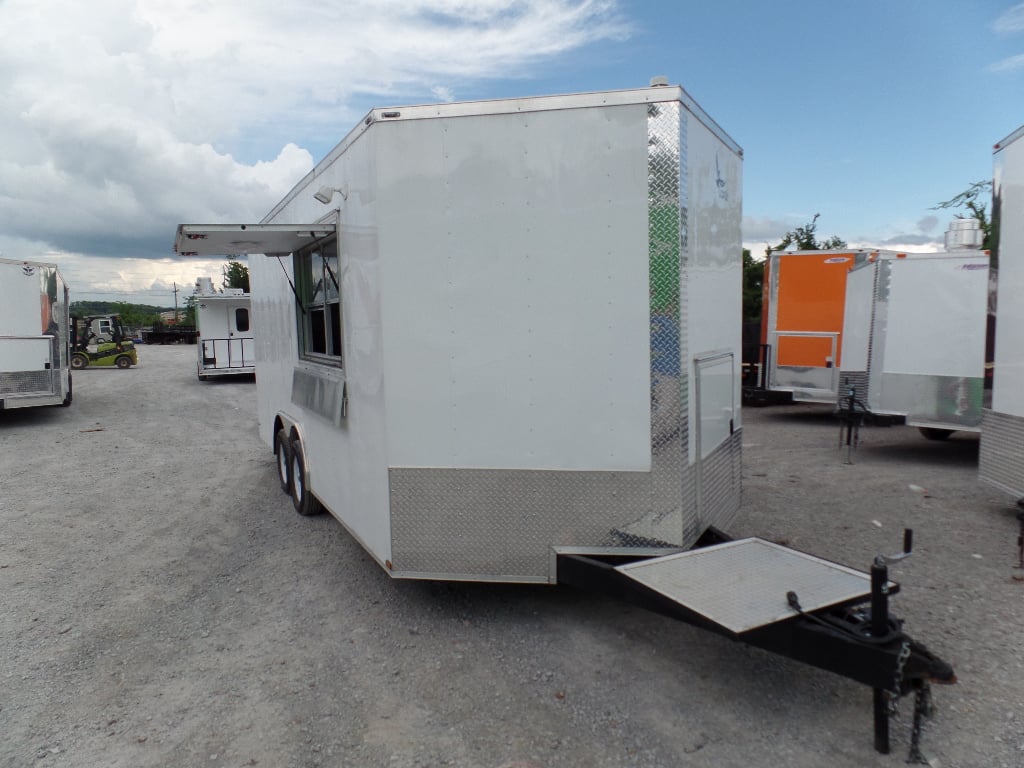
615 538 875 634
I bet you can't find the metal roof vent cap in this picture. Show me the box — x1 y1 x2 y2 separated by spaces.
944 217 984 250
650 76 669 87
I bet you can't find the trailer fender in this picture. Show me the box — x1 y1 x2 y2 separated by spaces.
288 435 325 517
274 427 291 494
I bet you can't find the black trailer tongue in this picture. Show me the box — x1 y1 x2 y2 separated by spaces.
557 530 955 761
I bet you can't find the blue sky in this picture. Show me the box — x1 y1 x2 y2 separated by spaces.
1 0 1021 302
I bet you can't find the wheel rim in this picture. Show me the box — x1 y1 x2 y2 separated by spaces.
292 456 303 500
277 446 288 484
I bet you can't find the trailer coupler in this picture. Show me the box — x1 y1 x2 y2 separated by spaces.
768 599 955 760
557 532 955 760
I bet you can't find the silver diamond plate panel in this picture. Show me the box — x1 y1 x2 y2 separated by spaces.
698 428 742 535
390 468 654 580
616 538 875 634
0 370 55 396
979 409 1024 498
839 371 868 405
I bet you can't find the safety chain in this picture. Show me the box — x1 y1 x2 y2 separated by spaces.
907 683 934 764
886 639 912 717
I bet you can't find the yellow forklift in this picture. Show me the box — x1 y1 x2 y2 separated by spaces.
70 315 138 369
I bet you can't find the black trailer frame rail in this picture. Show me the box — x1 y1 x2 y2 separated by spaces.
556 529 955 760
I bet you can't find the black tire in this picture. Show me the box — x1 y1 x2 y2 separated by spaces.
275 428 291 495
61 375 73 407
115 356 132 369
919 427 954 441
70 354 88 370
289 437 324 516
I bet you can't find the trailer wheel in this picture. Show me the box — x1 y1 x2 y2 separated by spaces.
275 428 291 494
70 353 88 370
919 427 954 441
289 438 325 516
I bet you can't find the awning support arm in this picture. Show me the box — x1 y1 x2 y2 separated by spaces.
275 255 305 315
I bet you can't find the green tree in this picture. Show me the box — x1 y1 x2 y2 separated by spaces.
223 260 250 292
767 214 846 256
933 180 992 252
182 295 197 326
742 248 764 322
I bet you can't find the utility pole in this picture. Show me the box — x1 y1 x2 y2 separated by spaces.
173 282 179 323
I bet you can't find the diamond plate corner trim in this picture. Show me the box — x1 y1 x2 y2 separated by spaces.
979 409 1024 498
647 98 695 546
866 260 890 406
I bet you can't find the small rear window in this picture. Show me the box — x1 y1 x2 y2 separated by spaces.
235 308 250 333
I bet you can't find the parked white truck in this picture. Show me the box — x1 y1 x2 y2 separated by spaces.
0 257 72 410
194 276 254 379
175 83 955 756
980 124 1024 499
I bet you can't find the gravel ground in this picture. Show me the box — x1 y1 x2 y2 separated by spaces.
2 344 1021 768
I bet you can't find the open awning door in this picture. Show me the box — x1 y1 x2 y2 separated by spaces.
174 224 335 257
614 538 880 635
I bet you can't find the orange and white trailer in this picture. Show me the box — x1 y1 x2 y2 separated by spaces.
750 249 870 404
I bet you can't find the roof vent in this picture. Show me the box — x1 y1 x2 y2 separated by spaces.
944 218 984 250
195 276 215 295
649 76 669 87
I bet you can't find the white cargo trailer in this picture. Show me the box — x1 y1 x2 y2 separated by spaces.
838 246 990 438
0 257 72 410
176 84 955 755
980 125 1024 498
193 276 254 379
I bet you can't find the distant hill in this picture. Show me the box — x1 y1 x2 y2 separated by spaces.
70 301 171 317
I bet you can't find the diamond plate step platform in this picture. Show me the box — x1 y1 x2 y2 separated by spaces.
615 538 878 634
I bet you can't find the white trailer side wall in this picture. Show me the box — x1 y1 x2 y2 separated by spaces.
253 127 393 565
884 257 988 378
980 126 1024 497
992 133 1024 415
838 264 875 399
0 258 70 409
376 105 650 471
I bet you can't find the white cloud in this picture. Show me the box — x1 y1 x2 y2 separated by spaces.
994 2 1024 34
0 0 628 298
431 85 456 102
991 53 1024 72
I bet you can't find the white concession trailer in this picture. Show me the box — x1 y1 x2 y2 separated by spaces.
176 84 955 756
193 276 255 379
980 125 1024 499
837 246 990 438
0 257 72 410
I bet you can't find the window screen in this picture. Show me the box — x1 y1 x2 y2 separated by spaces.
294 237 342 366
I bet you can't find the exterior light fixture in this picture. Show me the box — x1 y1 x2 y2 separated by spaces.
314 185 347 205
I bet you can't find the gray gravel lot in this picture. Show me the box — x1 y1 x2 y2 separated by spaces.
2 344 1021 768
